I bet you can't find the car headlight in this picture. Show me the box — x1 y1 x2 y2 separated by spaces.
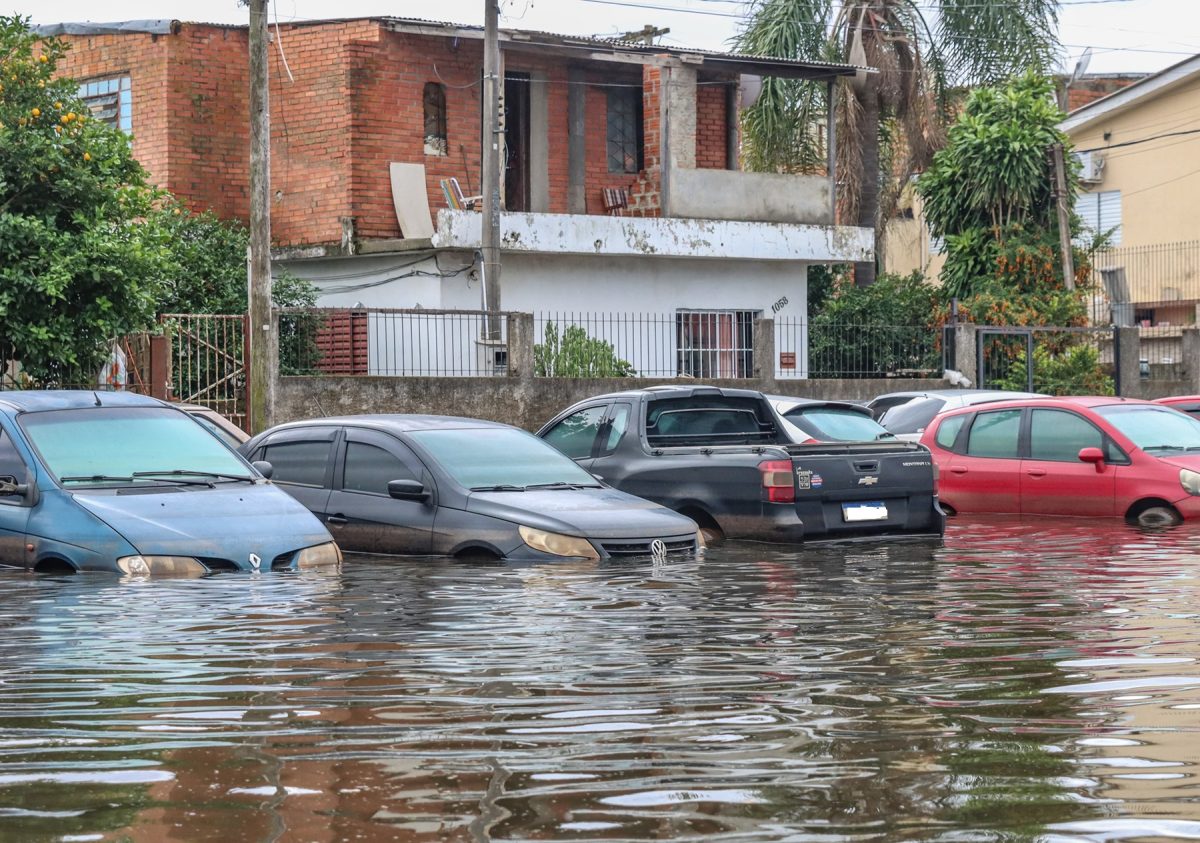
1181 469 1200 496
116 555 206 577
294 542 343 570
518 526 600 560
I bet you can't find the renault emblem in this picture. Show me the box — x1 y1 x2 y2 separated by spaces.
650 540 667 562
249 553 262 570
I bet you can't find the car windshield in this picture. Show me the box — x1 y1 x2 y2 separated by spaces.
21 406 251 486
409 427 601 490
1095 405 1200 453
785 407 892 441
879 397 946 434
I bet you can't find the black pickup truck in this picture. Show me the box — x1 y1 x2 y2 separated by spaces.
536 386 945 543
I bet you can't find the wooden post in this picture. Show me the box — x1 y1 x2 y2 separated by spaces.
1051 143 1076 292
248 0 276 433
481 0 503 341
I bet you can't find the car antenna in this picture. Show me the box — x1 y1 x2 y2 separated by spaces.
93 391 102 406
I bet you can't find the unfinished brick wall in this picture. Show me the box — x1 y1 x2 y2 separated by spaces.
626 65 662 217
695 81 728 170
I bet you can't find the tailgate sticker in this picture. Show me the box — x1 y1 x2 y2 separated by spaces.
796 469 812 490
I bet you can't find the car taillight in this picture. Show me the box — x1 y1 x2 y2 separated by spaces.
759 459 795 503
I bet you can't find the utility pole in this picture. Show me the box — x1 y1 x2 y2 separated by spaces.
247 0 275 432
1050 143 1076 292
481 0 503 341
618 24 670 45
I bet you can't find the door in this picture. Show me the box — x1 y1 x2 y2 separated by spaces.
254 427 337 517
503 72 531 212
325 429 435 555
943 409 1024 513
0 427 31 567
1020 409 1116 516
540 404 608 470
589 402 633 484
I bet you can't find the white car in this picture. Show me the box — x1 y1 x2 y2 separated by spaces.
767 396 896 444
869 389 1044 442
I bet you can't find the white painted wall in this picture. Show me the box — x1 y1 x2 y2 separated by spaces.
278 250 812 378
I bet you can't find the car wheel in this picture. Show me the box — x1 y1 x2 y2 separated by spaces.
1134 505 1182 528
699 525 725 546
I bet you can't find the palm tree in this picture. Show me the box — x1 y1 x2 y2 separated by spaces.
736 0 1060 286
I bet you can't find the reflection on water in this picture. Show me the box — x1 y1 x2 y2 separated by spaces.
2 517 1200 840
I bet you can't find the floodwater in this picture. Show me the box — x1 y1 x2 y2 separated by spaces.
4 521 1200 841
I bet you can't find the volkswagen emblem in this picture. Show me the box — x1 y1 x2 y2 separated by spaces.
249 553 262 570
650 539 667 562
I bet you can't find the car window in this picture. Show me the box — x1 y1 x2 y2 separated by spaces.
1029 410 1104 462
343 442 418 495
880 397 946 434
191 413 244 450
934 414 967 451
602 403 632 454
1096 405 1200 454
966 409 1022 459
261 440 331 487
785 407 890 442
543 406 605 460
0 429 26 485
410 427 598 490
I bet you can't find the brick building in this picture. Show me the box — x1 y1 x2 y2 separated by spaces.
44 17 872 379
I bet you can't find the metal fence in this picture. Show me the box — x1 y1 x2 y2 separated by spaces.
279 308 510 377
0 336 153 393
977 326 1116 394
776 319 943 380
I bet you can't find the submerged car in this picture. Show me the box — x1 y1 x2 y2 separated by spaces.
920 395 1200 526
240 415 701 562
178 403 249 448
766 395 896 444
0 391 338 574
1154 395 1200 420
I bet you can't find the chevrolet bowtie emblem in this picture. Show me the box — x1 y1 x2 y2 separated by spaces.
858 476 879 486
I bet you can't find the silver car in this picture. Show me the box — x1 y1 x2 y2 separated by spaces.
869 389 1044 442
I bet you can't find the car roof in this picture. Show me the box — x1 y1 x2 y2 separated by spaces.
873 389 1040 402
766 395 872 414
0 390 167 413
566 385 767 403
260 414 516 434
938 395 1158 416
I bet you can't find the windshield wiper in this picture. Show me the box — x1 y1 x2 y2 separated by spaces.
1142 445 1185 453
470 484 527 492
524 481 601 490
133 469 255 483
61 474 213 487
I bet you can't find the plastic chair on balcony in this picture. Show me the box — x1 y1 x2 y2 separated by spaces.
601 187 629 216
440 177 482 211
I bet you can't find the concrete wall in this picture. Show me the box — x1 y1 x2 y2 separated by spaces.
665 169 833 226
275 374 946 432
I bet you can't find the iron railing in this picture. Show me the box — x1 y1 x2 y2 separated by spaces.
777 319 942 380
977 326 1116 395
278 308 511 377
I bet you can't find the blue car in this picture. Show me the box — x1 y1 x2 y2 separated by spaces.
0 391 339 575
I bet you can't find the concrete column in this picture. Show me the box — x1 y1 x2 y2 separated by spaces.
753 317 776 386
1183 328 1200 393
1115 326 1141 397
566 66 587 215
529 71 550 213
952 323 977 387
664 63 697 170
507 312 535 379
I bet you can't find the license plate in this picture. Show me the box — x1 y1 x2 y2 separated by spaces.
843 501 888 522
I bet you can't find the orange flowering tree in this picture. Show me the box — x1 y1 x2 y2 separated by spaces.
0 15 173 383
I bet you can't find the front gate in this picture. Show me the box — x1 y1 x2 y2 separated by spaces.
161 313 249 433
977 325 1118 395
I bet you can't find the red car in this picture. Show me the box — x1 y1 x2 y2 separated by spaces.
1154 395 1200 420
919 396 1200 526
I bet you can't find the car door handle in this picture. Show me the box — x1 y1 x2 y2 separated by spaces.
1025 469 1047 477
326 514 348 526
950 467 968 474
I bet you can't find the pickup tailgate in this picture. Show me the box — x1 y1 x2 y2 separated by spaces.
783 441 943 538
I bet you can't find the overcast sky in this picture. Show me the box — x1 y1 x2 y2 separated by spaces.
10 0 1200 76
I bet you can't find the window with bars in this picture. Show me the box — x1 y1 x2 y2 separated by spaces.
676 310 756 379
423 82 447 156
606 86 643 174
78 75 131 133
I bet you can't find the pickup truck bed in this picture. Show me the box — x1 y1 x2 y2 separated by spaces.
537 386 944 544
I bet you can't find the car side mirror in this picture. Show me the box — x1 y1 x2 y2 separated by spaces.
1078 447 1106 471
251 460 274 480
388 479 429 501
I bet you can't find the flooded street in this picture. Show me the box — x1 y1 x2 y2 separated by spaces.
4 520 1200 841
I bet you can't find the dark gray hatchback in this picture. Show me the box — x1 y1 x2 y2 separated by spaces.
241 415 700 562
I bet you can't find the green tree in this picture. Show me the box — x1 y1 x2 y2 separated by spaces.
735 0 1060 286
0 15 174 383
535 323 636 378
